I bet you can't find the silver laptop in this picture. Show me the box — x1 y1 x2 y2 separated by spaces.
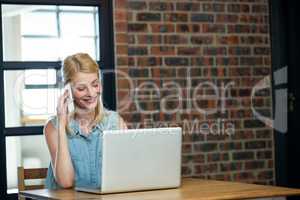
76 127 182 194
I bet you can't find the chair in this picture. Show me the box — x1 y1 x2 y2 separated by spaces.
17 166 48 191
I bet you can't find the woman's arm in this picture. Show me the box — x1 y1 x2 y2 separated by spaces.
44 91 75 188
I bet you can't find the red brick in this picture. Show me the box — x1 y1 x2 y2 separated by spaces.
220 142 243 151
229 67 251 76
257 170 273 180
192 58 214 67
252 4 268 13
228 24 251 33
137 13 161 22
115 0 127 9
164 13 188 22
203 47 227 55
165 35 188 44
182 143 192 154
137 57 162 66
229 47 251 55
217 36 239 45
176 2 199 11
207 174 232 181
193 154 205 163
216 57 239 65
194 164 219 174
231 130 255 140
151 24 174 33
177 47 201 55
202 24 225 33
116 45 128 55
115 10 128 21
220 162 243 172
115 22 128 32
182 166 192 176
149 2 174 11
151 46 175 55
116 33 128 44
137 35 162 44
216 14 239 23
116 57 127 66
176 24 200 33
230 109 252 118
245 161 265 170
240 36 268 44
191 14 214 22
202 3 225 12
191 36 213 45
240 15 264 23
128 23 147 32
207 153 229 162
233 172 255 181
268 160 273 169
227 4 250 13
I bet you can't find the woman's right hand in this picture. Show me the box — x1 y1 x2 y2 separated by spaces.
57 90 70 126
45 89 75 188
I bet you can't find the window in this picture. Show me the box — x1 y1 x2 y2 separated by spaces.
3 5 99 127
3 5 99 61
0 0 115 198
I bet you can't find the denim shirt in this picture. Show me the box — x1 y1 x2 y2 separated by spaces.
44 110 121 189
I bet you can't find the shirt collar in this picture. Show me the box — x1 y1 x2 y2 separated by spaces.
68 118 103 138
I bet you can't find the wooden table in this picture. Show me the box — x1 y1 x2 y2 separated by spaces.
19 178 300 200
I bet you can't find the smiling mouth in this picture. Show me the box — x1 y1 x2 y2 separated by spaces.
82 97 97 104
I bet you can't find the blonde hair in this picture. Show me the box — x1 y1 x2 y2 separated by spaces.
62 53 106 134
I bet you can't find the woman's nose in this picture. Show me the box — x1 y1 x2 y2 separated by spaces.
86 86 93 96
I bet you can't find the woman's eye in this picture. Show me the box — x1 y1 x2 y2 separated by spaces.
92 83 99 87
77 87 85 91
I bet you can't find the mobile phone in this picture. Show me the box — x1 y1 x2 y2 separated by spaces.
64 83 75 113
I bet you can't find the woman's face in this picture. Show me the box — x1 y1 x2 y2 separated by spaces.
71 72 101 111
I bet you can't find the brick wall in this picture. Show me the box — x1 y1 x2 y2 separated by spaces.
113 0 274 185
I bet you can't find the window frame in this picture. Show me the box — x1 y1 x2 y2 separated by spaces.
0 0 116 198
21 7 99 89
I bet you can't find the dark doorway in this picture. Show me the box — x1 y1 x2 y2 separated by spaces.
285 0 300 192
270 0 300 198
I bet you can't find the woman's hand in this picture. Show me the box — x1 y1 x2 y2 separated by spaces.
44 89 75 188
57 90 70 126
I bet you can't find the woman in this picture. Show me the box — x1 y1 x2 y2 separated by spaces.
44 53 127 189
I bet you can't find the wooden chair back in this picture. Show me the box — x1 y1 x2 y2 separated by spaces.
17 166 48 191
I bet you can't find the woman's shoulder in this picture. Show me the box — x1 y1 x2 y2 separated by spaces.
103 109 120 121
43 115 59 137
104 109 119 116
101 109 123 129
44 115 58 129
